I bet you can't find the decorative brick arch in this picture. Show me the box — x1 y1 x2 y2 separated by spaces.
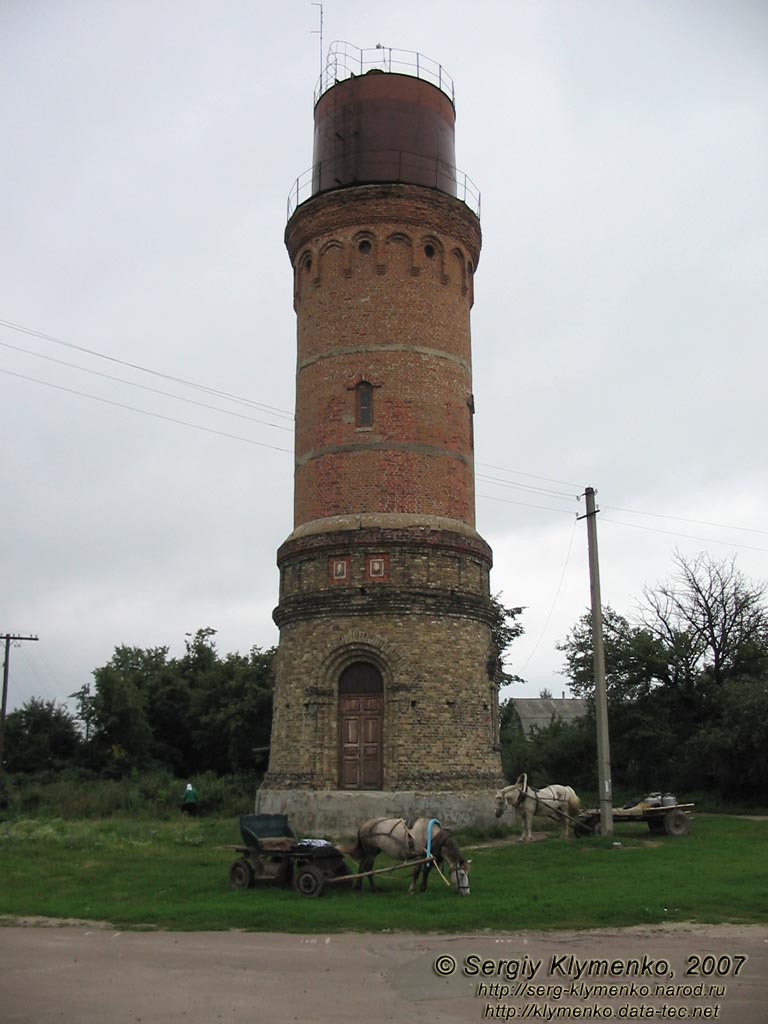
320 631 399 791
319 629 400 688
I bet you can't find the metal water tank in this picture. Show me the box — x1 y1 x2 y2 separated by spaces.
311 68 458 197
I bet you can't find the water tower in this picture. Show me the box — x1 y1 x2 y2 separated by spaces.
259 44 502 832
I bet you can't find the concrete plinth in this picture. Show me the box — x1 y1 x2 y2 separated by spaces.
255 788 499 840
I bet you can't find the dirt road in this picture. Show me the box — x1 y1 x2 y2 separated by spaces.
2 921 766 1024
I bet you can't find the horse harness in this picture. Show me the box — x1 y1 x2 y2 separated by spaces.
373 816 418 855
517 784 541 816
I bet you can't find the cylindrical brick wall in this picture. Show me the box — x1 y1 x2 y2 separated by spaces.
264 70 503 798
286 184 480 531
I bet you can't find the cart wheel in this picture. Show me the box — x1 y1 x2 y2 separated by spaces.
229 858 255 889
591 821 602 837
663 809 691 837
293 864 325 898
574 822 592 838
648 819 665 835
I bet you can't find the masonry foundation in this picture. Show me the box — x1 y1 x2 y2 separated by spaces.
255 787 500 841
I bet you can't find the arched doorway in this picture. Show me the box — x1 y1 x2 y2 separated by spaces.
338 661 383 789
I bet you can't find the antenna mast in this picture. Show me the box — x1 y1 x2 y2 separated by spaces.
311 3 324 79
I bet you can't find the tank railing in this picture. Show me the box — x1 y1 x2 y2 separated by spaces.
314 41 455 107
287 154 481 220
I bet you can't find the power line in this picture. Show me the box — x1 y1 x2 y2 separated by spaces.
0 318 295 421
476 460 580 490
601 504 768 538
476 472 579 501
600 515 768 555
0 369 294 454
0 339 294 433
476 492 578 517
1 318 764 548
16 644 56 705
515 516 578 676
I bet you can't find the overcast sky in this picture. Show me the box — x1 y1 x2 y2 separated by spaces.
2 0 767 714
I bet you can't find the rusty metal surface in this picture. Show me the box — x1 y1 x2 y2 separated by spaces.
312 72 457 196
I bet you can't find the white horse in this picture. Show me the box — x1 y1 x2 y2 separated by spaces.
494 774 581 840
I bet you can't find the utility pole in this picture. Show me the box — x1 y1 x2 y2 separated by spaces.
580 489 613 837
0 634 39 789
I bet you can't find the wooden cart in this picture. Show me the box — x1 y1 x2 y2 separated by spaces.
574 801 694 838
228 813 351 897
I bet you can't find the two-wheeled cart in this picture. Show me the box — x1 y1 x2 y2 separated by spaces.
228 813 351 897
574 797 694 838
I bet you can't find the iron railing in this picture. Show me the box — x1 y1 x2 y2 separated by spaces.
314 41 455 107
287 154 481 220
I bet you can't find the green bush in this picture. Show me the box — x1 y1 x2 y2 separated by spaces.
1 769 260 820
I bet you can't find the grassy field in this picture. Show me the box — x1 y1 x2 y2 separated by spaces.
1 814 766 933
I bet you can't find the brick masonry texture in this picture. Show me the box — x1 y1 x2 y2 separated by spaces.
286 184 480 530
267 612 501 790
264 182 503 793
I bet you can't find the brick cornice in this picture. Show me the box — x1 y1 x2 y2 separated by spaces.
277 525 493 565
285 183 482 268
272 586 496 628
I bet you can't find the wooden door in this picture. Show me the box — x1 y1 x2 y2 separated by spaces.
339 694 383 790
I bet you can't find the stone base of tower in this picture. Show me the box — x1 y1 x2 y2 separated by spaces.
267 515 504 795
255 787 503 841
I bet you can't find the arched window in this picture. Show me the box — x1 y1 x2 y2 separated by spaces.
356 381 373 428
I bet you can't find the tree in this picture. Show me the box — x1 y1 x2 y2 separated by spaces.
78 628 275 777
3 699 82 773
190 645 275 775
490 593 525 685
88 647 158 772
640 552 768 687
676 676 768 798
557 552 768 800
498 697 596 790
560 553 768 699
558 606 670 700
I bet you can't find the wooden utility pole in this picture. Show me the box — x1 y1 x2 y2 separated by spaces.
581 489 613 837
0 634 39 786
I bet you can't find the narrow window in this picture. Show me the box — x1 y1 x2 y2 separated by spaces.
356 382 373 428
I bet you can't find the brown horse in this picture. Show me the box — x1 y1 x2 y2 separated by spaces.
345 817 471 895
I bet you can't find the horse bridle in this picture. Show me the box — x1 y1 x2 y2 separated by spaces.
449 862 470 895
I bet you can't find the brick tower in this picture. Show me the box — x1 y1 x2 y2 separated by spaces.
260 44 503 831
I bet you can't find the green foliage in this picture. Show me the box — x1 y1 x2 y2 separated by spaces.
3 769 260 819
3 699 82 774
490 593 525 685
499 699 596 790
64 628 276 779
561 553 768 701
559 607 671 700
554 552 768 802
675 677 768 797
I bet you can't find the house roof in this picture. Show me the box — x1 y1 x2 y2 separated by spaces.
511 697 588 737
